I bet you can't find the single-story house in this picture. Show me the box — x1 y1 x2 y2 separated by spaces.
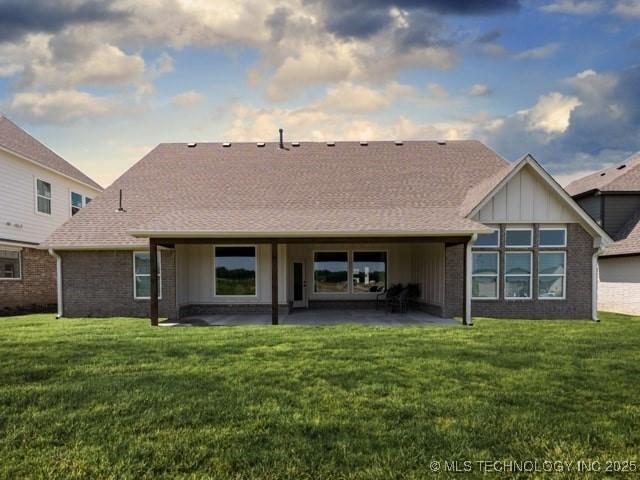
566 153 640 315
45 139 611 325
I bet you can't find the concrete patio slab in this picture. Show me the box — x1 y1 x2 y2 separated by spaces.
165 309 459 327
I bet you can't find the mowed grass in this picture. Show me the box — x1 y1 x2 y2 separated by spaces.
0 314 639 479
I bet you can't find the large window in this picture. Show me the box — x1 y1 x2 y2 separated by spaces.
539 252 566 299
133 252 161 299
0 250 21 279
539 227 566 247
475 228 500 248
314 251 348 293
215 246 256 296
505 252 532 299
71 192 83 215
352 251 386 293
36 179 51 215
472 252 499 299
505 228 532 248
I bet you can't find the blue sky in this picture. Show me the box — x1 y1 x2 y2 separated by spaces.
0 0 638 187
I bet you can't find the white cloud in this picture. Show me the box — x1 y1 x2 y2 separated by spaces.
427 83 448 98
7 90 116 123
518 92 582 134
171 90 204 108
468 84 492 96
318 81 417 113
613 0 640 17
513 42 561 60
540 1 604 14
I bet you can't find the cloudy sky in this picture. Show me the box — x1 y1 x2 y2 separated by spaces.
0 0 639 187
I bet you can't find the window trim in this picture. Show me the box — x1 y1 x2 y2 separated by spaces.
133 251 162 300
471 251 499 300
504 251 533 300
351 249 388 294
70 191 84 216
313 249 350 295
538 251 567 300
474 227 500 248
0 249 22 281
35 178 52 216
539 227 567 248
213 245 258 298
505 227 533 248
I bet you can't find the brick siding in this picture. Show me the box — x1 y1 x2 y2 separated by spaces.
444 224 594 320
0 247 56 315
60 250 176 319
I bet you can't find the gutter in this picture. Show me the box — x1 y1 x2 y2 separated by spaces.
592 243 606 322
49 249 63 318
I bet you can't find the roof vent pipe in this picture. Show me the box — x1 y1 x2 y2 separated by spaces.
116 189 126 212
279 128 284 148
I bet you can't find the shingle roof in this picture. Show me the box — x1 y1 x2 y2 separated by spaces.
45 140 509 248
0 115 102 191
565 153 640 197
602 209 640 257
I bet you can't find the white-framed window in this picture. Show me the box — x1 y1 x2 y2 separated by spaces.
133 251 162 299
505 227 532 248
352 251 387 293
471 252 499 299
314 251 349 293
475 228 500 248
0 250 21 280
539 227 567 247
504 252 532 299
539 251 566 299
35 178 51 215
214 246 257 296
71 192 83 215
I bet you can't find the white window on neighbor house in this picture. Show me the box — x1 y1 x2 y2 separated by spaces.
505 252 532 299
539 252 566 299
539 227 567 247
474 228 500 248
505 227 532 248
71 192 83 215
133 252 162 299
214 246 257 296
36 179 51 215
314 251 349 293
0 250 21 280
472 252 499 299
352 251 387 293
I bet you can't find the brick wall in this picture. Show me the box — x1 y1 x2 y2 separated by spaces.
60 250 176 319
444 224 594 320
0 247 56 315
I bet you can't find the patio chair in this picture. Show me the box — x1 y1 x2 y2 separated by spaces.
387 287 409 314
376 284 403 310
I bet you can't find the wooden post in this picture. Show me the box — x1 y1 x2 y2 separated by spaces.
272 242 278 325
150 238 159 326
462 238 468 326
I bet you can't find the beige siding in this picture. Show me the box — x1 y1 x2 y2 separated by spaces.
475 165 578 224
411 244 445 306
0 150 100 244
599 256 640 316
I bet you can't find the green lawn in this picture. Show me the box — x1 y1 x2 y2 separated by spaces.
1 314 639 479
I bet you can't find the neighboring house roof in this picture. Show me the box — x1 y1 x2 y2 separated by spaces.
46 140 512 249
601 209 640 257
565 152 640 197
0 115 102 191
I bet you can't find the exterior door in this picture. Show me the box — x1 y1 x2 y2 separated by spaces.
292 261 306 308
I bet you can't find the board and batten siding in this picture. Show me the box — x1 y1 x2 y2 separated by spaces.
411 243 445 307
0 149 100 244
474 164 577 224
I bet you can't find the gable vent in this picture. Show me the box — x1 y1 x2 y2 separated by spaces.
291 141 300 147
257 142 265 147
327 141 335 147
360 141 368 146
222 142 231 147
394 140 403 146
187 142 197 148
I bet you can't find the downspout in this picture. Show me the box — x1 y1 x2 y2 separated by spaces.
48 249 63 318
465 233 478 326
592 242 606 322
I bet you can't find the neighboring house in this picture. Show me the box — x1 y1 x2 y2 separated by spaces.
45 140 610 324
0 116 103 315
566 154 640 316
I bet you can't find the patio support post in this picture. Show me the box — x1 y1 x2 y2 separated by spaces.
463 234 477 327
272 241 278 325
150 238 159 326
